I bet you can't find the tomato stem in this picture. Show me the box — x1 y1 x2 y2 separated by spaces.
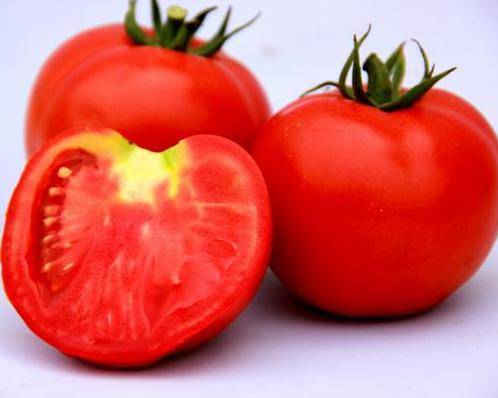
363 53 393 104
385 42 406 99
170 6 217 50
190 12 261 57
159 5 187 47
379 67 456 111
124 1 259 57
337 25 371 100
125 0 155 45
352 35 375 106
151 0 162 35
302 27 456 111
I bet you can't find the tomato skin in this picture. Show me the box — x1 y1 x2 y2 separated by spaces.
25 24 270 155
252 89 498 317
3 129 271 367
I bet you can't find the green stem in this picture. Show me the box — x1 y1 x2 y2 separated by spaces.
352 35 375 105
412 39 433 78
123 1 260 57
301 27 456 112
363 53 392 104
159 5 187 47
169 20 198 50
385 43 406 98
190 12 260 57
125 0 154 45
151 0 162 35
169 7 217 50
380 67 456 111
338 24 371 100
300 81 340 98
213 6 232 38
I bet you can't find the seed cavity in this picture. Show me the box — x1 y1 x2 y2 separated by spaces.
57 167 72 178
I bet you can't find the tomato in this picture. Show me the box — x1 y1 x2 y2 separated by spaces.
252 34 498 317
2 129 271 367
25 3 270 156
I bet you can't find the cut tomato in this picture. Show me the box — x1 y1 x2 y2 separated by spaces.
2 129 271 367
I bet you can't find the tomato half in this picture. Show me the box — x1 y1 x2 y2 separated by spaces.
2 129 271 367
25 23 270 156
253 89 498 317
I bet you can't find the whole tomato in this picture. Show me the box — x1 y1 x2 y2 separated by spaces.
26 1 270 155
252 30 498 317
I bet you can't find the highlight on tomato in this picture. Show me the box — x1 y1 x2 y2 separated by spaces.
25 0 271 156
252 27 498 318
2 129 271 367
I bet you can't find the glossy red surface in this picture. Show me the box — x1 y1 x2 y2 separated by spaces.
25 24 270 155
253 89 498 317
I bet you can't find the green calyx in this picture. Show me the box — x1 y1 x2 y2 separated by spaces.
125 0 260 57
302 26 456 111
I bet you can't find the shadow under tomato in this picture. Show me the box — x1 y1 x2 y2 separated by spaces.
0 269 490 377
256 271 482 327
0 298 80 371
0 284 273 377
68 325 251 376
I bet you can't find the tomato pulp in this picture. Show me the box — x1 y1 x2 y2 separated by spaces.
253 89 498 317
2 129 271 367
25 24 270 156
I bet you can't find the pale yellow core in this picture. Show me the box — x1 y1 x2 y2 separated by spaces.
113 148 169 203
62 130 188 204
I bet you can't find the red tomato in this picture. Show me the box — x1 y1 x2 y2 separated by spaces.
2 129 271 367
253 89 498 317
25 23 270 156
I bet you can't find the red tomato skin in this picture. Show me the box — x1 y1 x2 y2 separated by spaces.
25 24 270 155
3 129 272 367
252 89 498 317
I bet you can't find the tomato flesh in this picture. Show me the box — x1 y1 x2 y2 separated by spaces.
2 129 271 367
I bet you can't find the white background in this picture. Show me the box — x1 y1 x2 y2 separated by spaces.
1 1 498 397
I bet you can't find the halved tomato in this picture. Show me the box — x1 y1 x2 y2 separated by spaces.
1 129 271 367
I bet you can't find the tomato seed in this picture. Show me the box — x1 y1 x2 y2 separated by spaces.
51 241 71 250
43 217 58 228
41 262 54 273
57 167 72 178
61 262 75 272
48 187 65 197
42 234 57 244
43 205 59 217
171 274 181 286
